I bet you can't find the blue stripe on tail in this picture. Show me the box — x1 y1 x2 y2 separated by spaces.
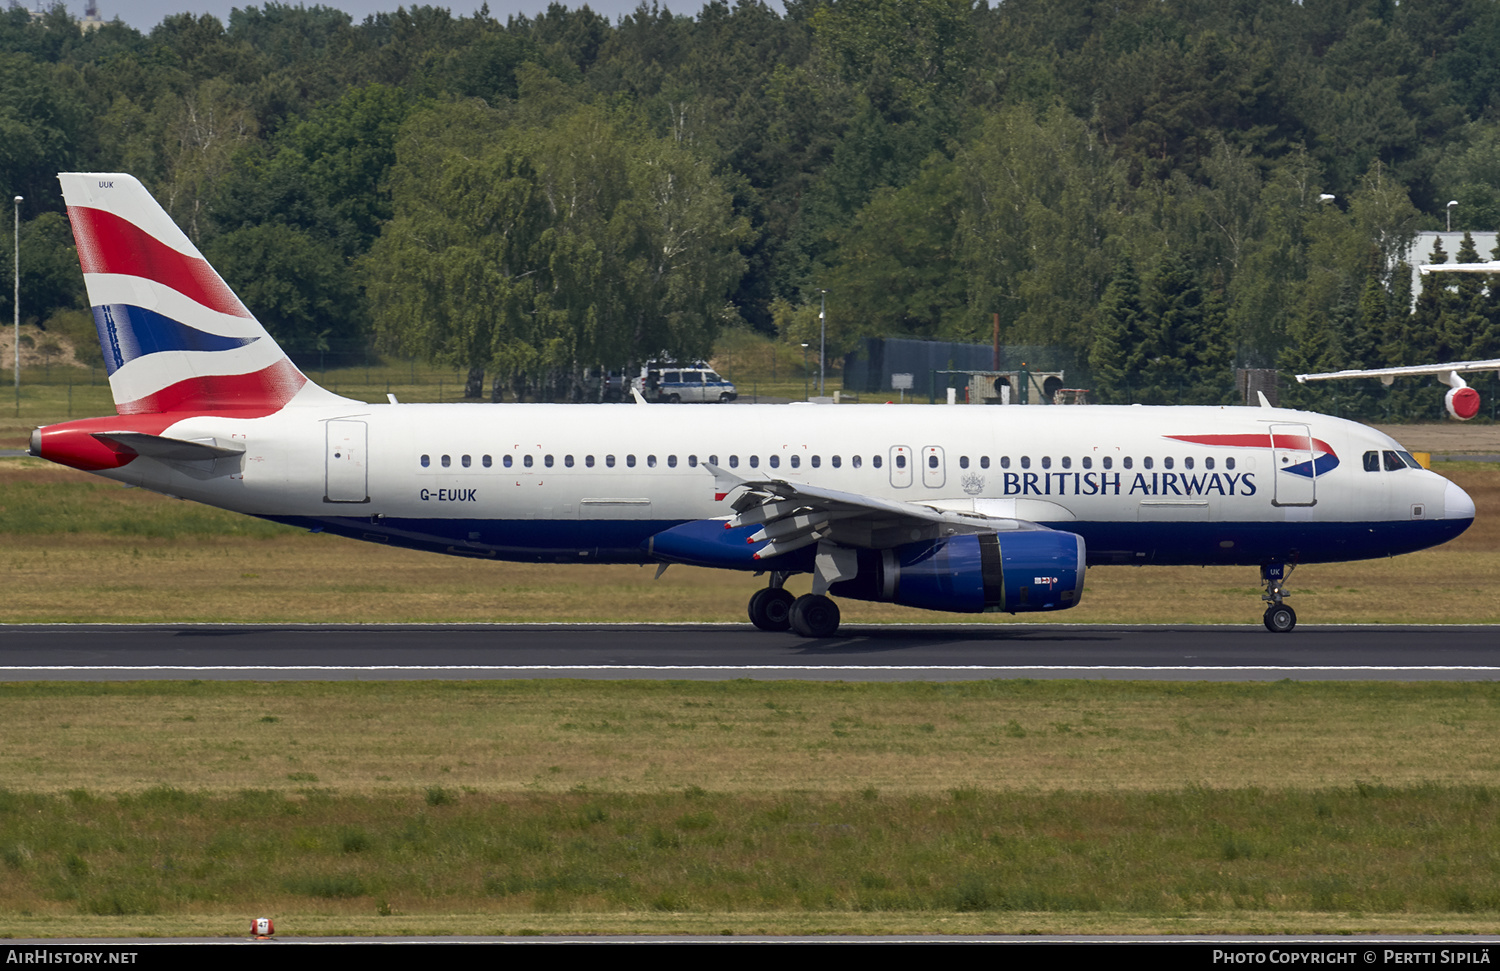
92 304 259 376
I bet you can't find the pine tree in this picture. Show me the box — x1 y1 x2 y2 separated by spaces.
1089 260 1146 404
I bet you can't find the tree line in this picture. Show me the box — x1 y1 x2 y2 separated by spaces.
4 0 1500 412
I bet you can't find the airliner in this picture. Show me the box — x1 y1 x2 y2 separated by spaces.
28 174 1476 635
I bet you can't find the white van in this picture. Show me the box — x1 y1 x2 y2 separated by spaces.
638 367 738 402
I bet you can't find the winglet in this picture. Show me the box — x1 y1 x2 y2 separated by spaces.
631 387 649 404
1257 391 1273 408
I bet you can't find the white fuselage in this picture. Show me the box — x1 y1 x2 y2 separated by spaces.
77 401 1472 568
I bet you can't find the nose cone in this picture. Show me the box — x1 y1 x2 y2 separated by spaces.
1444 479 1476 522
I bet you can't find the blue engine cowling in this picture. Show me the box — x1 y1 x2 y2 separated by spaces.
829 531 1086 613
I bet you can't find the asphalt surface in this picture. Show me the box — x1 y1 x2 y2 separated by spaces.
0 623 1496 680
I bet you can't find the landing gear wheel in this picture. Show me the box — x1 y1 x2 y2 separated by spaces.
748 587 795 632
1263 603 1296 633
789 594 841 638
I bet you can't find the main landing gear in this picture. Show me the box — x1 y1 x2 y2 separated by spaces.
1261 562 1296 633
747 573 842 637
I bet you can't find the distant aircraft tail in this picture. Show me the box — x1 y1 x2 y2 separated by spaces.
58 173 344 417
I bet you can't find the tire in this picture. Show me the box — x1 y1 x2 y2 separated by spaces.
719 392 733 403
1263 603 1296 633
667 394 681 403
789 594 841 638
748 588 795 632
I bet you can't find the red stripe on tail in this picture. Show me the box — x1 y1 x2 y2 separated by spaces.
68 206 250 318
116 359 307 416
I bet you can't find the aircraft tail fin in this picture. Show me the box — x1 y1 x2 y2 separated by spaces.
57 173 346 417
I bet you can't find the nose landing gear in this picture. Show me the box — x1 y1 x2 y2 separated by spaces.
1261 562 1296 633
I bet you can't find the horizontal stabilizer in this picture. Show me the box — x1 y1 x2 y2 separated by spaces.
91 431 245 461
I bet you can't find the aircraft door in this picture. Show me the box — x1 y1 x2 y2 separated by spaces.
1270 422 1316 506
889 445 913 488
921 446 945 488
325 419 369 503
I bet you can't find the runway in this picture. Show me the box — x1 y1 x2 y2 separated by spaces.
0 623 1497 680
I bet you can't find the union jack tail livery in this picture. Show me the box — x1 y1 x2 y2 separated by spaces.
59 173 342 417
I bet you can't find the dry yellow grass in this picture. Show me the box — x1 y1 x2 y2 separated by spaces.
3 681 1498 796
4 911 1500 938
1 461 1496 624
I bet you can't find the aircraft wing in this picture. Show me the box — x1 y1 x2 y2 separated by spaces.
1419 261 1500 274
1296 360 1500 384
706 463 1047 560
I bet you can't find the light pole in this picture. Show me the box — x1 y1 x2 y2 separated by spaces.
817 289 828 396
1447 200 1458 233
801 342 809 400
13 195 20 398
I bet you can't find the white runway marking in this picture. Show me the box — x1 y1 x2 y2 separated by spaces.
3 665 1500 673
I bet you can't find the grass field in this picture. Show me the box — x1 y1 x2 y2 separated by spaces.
3 681 1500 936
1 457 1497 624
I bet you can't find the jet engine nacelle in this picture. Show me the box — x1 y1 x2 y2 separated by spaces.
1446 385 1481 421
830 531 1086 613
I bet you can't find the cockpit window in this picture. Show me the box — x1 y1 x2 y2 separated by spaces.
1398 451 1422 469
1383 450 1404 472
1364 450 1380 472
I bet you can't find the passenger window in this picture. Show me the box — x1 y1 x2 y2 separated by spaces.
749 456 760 468
1364 451 1380 472
1143 457 1153 470
1020 456 1030 470
873 455 882 469
790 455 800 469
1123 457 1133 470
1226 457 1236 470
810 456 819 468
729 455 738 468
524 455 533 468
647 455 657 468
1164 457 1173 470
544 455 554 468
688 456 698 467
482 455 492 468
668 455 678 468
1183 457 1192 470
1041 456 1051 470
1082 456 1091 470
1103 457 1112 470
586 455 595 468
1383 450 1404 471
1205 457 1215 470
442 455 451 468
831 456 841 468
503 455 513 468
707 455 717 466
462 455 471 468
980 456 990 469
606 455 616 468
565 455 575 468
927 454 938 469
769 455 780 468
895 454 906 469
1000 456 1010 469
420 454 430 468
627 455 637 468
959 456 969 469
1062 456 1071 470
